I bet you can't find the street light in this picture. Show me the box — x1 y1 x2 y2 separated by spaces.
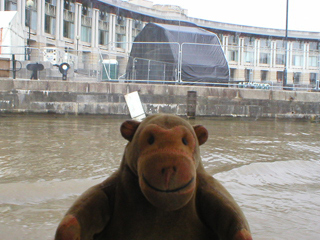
26 0 34 60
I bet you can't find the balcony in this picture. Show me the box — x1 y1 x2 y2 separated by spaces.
45 3 56 16
81 16 92 27
63 9 74 22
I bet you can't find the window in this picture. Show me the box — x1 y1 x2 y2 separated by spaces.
259 53 270 64
261 70 268 81
292 55 303 66
277 71 284 83
228 35 238 45
116 16 126 49
44 0 56 35
5 0 17 10
309 56 318 67
99 10 109 45
25 0 38 31
276 54 285 65
228 50 238 62
45 15 56 35
293 41 303 50
260 39 271 48
276 40 285 50
244 37 254 46
309 42 320 50
310 73 317 85
64 0 75 11
230 68 236 80
63 0 75 39
293 72 301 84
245 69 252 81
64 21 74 39
132 20 143 42
245 51 254 63
81 2 92 43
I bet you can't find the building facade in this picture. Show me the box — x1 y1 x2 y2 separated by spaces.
1 0 319 86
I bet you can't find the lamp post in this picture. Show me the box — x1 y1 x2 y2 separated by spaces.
26 0 34 61
283 0 289 88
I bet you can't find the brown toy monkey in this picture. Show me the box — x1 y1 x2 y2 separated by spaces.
55 114 252 240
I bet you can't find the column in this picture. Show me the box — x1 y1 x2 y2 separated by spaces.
109 14 116 51
74 3 82 43
55 0 64 43
20 0 26 30
0 0 4 11
126 18 132 53
91 8 99 48
37 0 45 37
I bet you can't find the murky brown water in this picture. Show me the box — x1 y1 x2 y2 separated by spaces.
0 114 319 240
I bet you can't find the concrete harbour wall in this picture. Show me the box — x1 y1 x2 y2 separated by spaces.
0 79 319 119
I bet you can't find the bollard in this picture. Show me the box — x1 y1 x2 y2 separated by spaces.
59 62 70 80
26 62 44 80
12 54 16 79
187 91 197 119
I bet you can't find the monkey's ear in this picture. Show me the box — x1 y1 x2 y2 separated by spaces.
120 120 140 141
193 125 208 146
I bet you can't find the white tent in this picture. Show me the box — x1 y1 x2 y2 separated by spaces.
0 11 25 60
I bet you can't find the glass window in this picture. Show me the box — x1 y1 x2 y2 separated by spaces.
309 56 318 67
293 72 301 84
99 10 109 46
293 41 303 50
228 35 238 45
277 71 284 83
261 70 268 81
276 40 285 49
5 0 17 10
230 68 236 80
310 73 317 85
244 37 254 46
309 42 320 50
63 0 75 39
245 51 254 63
81 25 91 43
63 21 74 39
245 69 252 81
45 15 56 35
259 53 270 64
276 54 285 65
116 16 126 49
260 39 271 48
25 0 38 31
292 55 303 66
228 50 238 62
44 1 56 35
132 20 143 42
64 0 75 11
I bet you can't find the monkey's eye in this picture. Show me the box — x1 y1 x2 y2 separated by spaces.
182 137 188 145
148 135 155 145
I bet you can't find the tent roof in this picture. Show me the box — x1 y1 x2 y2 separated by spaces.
135 23 221 45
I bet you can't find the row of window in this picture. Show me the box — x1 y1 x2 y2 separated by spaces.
230 69 318 84
226 35 320 50
228 49 319 68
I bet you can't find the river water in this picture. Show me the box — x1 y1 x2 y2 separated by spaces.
0 114 319 240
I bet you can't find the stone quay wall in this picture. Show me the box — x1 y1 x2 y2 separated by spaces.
0 79 319 119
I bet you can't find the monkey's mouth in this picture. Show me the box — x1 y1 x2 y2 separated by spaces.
142 175 195 193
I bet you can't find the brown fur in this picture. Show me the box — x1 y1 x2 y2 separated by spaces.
55 114 252 240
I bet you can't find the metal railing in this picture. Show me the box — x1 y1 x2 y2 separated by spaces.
0 43 319 92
